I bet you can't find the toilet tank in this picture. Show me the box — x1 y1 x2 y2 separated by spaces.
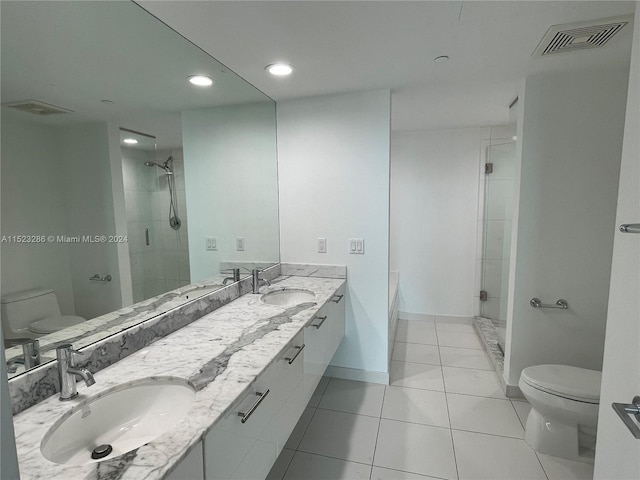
1 288 62 336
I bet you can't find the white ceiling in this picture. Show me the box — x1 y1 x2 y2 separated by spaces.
0 1 270 149
140 0 635 131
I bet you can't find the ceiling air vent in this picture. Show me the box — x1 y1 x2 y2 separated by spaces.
3 100 73 115
532 15 632 57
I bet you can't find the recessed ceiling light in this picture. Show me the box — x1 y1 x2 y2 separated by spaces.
265 63 294 76
187 75 214 87
434 55 450 63
123 138 138 145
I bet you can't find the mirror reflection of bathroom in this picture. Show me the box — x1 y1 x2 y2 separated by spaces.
120 128 190 303
478 101 518 355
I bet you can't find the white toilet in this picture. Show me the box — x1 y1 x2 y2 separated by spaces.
1 288 85 341
519 364 601 463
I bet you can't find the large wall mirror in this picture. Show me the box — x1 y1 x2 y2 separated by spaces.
1 1 280 377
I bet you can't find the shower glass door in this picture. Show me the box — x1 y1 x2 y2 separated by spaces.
121 129 190 303
480 138 516 352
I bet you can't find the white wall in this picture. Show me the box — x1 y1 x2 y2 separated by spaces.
390 128 487 316
594 7 640 478
278 89 391 377
504 68 629 386
182 102 279 283
0 113 76 314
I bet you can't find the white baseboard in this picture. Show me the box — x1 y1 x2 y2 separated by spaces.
398 311 435 322
325 365 389 385
505 384 525 399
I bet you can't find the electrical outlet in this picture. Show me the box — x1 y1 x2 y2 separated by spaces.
236 237 245 251
348 238 365 254
205 236 217 251
318 238 327 253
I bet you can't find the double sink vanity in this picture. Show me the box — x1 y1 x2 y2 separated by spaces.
10 269 346 480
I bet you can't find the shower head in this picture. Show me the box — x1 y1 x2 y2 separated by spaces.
144 160 173 174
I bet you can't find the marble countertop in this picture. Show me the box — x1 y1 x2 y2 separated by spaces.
12 275 345 480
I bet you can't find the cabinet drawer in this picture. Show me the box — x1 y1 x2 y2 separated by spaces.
204 333 305 480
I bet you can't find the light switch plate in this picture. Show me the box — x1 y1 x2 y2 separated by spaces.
348 238 365 254
318 238 327 253
205 236 217 251
236 237 245 251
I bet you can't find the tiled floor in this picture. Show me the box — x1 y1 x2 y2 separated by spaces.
268 317 594 480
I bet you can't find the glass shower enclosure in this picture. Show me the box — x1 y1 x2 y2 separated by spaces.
479 107 518 354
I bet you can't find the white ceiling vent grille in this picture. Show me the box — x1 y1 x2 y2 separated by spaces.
533 16 632 57
2 100 73 115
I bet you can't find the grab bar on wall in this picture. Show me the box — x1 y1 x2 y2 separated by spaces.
619 224 640 233
530 298 568 309
90 274 112 282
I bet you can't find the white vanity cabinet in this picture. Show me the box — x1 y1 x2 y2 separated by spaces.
203 332 305 480
166 441 204 480
326 284 346 364
202 283 346 480
302 284 346 405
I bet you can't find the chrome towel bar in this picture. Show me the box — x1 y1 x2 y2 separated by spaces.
530 298 568 309
619 223 640 233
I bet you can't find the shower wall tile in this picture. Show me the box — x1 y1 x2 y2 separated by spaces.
163 226 179 251
476 220 485 259
486 180 514 221
132 282 144 303
164 251 180 280
481 297 500 322
482 259 503 300
474 259 482 293
178 251 190 282
486 143 516 180
125 190 138 222
484 220 505 260
130 253 144 285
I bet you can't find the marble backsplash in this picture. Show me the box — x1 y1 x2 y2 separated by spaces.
281 263 347 278
8 264 282 414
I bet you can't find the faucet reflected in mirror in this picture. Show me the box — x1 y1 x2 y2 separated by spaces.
6 340 40 374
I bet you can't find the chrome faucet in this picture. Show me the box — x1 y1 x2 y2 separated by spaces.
252 269 270 294
6 339 40 373
56 344 95 401
222 268 241 285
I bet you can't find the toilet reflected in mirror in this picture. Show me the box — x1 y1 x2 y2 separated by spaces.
1 289 85 343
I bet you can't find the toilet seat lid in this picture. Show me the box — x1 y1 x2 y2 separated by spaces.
521 364 601 403
29 315 84 334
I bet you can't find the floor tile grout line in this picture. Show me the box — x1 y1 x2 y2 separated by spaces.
290 405 318 451
274 448 296 480
533 451 552 480
449 426 524 441
370 464 450 480
369 386 386 479
294 448 374 467
437 322 461 480
393 340 484 350
315 406 384 420
509 398 528 430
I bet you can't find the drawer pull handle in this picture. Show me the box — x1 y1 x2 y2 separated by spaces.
311 316 327 329
285 344 305 365
331 294 344 303
238 389 270 424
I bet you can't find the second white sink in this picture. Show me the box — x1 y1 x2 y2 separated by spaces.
260 288 315 306
41 377 195 465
